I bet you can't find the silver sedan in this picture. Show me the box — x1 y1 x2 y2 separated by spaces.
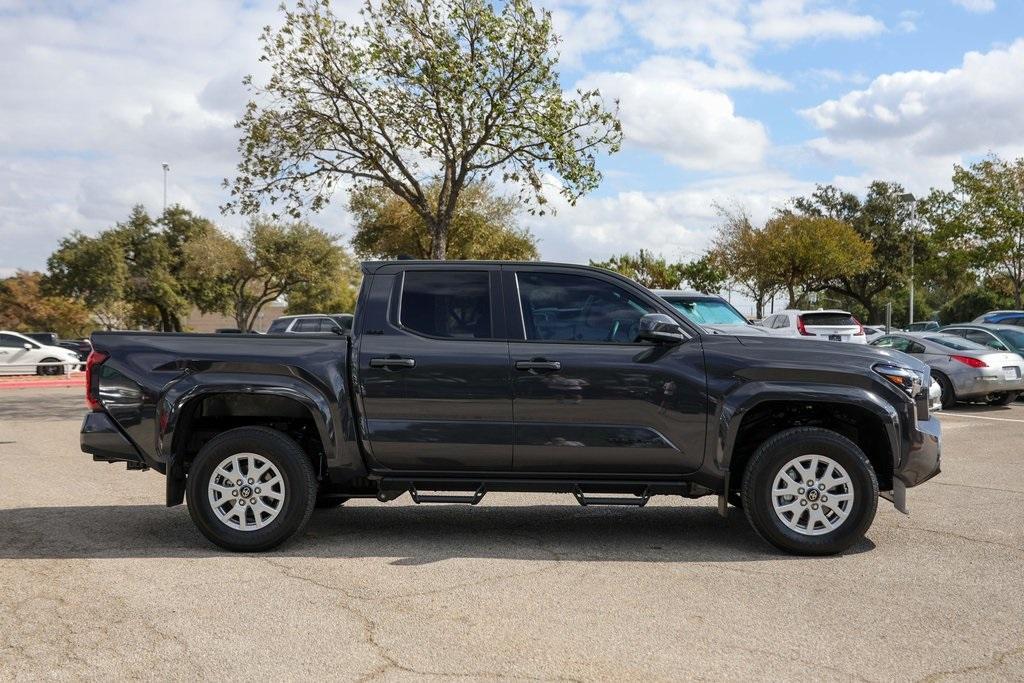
871 332 1024 408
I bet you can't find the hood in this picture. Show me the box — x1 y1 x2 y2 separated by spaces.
730 334 930 374
700 323 771 337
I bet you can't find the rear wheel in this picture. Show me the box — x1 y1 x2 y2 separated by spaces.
742 427 878 556
987 391 1018 406
186 426 317 552
934 372 956 410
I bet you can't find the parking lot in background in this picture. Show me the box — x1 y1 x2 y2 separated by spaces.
1 388 1022 680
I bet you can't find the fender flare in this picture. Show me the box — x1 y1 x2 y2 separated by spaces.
159 373 365 506
713 380 902 474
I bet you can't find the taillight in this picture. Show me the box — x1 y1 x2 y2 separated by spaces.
85 350 108 410
950 354 987 368
796 316 814 336
853 317 864 336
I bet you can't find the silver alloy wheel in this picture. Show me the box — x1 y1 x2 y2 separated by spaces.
771 454 854 536
207 453 286 531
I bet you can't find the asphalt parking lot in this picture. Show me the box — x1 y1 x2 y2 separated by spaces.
1 388 1022 681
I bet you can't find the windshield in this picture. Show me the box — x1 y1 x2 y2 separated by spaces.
925 336 987 351
998 329 1024 350
665 297 748 325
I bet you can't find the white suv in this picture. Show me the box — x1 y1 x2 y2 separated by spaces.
0 330 81 375
757 309 867 344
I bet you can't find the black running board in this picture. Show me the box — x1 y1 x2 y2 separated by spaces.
409 484 487 505
573 486 650 507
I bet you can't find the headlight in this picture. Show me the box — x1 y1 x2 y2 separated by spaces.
873 364 923 397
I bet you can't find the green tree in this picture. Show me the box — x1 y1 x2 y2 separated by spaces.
184 219 343 331
350 181 538 260
226 0 621 258
938 288 1010 325
923 156 1024 307
762 213 873 308
0 271 93 338
792 182 917 321
287 250 362 314
677 254 728 294
709 206 780 318
590 250 681 289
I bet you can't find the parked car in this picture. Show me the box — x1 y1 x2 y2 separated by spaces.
57 339 93 369
25 332 59 346
0 330 81 375
863 326 886 344
871 332 1024 408
972 310 1024 326
940 323 1024 355
652 290 769 336
81 261 941 556
907 321 940 332
758 309 867 344
267 313 353 335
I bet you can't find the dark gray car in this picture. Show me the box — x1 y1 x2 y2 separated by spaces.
871 332 1024 407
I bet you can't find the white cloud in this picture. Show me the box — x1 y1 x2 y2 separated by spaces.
581 58 771 171
621 0 750 60
952 0 996 13
750 0 885 44
546 0 623 70
802 39 1024 180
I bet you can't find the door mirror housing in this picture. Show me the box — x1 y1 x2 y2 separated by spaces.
23 343 32 350
637 314 688 344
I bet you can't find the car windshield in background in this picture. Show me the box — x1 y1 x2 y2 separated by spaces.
666 299 747 325
801 312 857 326
924 336 987 351
998 328 1024 349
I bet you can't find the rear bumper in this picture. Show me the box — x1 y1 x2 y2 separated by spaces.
80 411 148 469
897 415 941 488
954 372 1024 397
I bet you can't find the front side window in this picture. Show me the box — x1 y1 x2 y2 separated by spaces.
963 329 1002 349
873 335 911 352
516 271 654 343
0 334 26 348
400 270 492 339
267 318 290 333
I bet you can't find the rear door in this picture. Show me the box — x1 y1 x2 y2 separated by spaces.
502 266 707 475
354 264 513 472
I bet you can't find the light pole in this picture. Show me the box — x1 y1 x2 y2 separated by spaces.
162 162 171 214
900 192 916 325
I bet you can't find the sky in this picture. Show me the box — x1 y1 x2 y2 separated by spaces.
2 0 1024 308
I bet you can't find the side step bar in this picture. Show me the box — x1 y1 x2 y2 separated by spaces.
409 484 487 505
573 486 650 507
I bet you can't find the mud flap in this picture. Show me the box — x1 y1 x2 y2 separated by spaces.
879 479 908 514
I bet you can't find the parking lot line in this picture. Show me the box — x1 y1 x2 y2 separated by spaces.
940 412 1024 423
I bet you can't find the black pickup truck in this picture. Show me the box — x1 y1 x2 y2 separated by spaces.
81 261 941 555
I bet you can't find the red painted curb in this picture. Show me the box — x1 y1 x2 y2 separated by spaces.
0 378 85 390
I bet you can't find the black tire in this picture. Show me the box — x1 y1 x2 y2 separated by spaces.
36 358 62 376
186 426 317 552
741 427 879 556
727 492 743 509
987 391 1018 406
314 495 349 509
934 372 956 410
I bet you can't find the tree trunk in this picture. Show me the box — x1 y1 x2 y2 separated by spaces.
786 283 797 309
428 216 449 260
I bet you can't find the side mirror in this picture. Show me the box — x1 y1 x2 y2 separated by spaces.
637 313 688 344
23 343 32 350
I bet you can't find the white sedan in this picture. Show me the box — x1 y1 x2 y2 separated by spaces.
0 331 81 376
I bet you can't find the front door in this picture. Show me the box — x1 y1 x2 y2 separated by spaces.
504 267 707 475
355 265 513 472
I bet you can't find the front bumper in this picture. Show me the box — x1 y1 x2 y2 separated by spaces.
81 411 148 469
897 414 941 489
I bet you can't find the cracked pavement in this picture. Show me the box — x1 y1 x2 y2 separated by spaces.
1 388 1022 681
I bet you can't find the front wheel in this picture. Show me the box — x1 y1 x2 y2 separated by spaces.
742 427 878 556
36 358 63 376
186 426 317 552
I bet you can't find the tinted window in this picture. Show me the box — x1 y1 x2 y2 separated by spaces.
331 315 353 331
664 297 747 325
962 329 1001 348
267 318 290 333
872 335 911 352
801 312 857 326
0 334 26 348
293 318 320 332
998 329 1024 350
517 272 654 343
400 270 491 339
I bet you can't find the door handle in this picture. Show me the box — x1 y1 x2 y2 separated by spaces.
515 360 561 371
369 357 416 369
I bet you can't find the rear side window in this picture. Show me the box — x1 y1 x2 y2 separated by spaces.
293 318 320 332
267 319 290 333
400 270 492 339
801 312 856 326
